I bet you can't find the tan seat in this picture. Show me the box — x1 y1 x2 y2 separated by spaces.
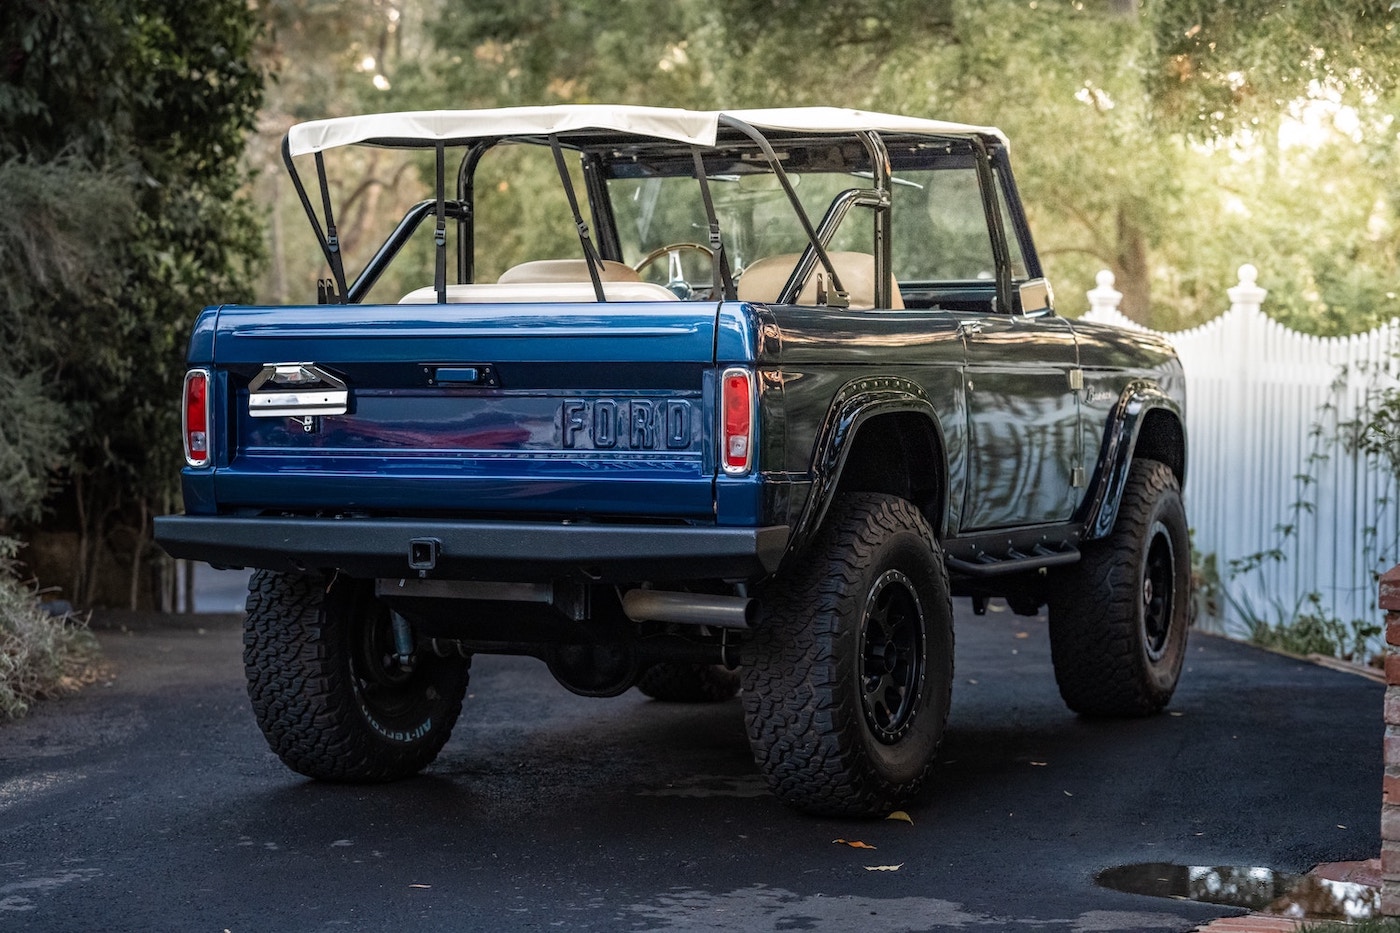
398 281 676 303
498 258 642 285
736 251 903 310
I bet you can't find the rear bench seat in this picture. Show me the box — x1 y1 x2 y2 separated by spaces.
399 259 677 303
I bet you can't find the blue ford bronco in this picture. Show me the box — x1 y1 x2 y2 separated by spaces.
155 105 1188 816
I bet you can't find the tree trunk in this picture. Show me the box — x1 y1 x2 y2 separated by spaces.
269 170 286 304
72 474 89 606
128 497 147 610
1115 207 1151 325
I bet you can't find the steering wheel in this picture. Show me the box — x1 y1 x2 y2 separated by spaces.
631 242 714 299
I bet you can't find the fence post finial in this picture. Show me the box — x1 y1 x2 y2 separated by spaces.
1228 263 1268 314
1086 269 1123 318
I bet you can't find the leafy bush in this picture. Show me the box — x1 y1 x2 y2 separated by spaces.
0 0 265 608
1242 592 1382 663
0 538 100 720
0 157 130 528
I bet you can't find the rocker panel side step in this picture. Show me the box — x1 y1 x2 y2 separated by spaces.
943 531 1081 578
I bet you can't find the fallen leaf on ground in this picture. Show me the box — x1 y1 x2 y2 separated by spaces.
886 811 913 824
832 839 877 849
864 864 904 872
1015 632 1029 639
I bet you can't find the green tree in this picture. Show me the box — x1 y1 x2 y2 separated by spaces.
1147 0 1400 332
248 0 453 303
0 158 131 529
709 0 1400 329
257 0 1398 334
424 0 716 106
0 0 264 608
1149 0 1399 140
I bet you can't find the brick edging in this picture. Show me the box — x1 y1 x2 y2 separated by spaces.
1379 565 1400 915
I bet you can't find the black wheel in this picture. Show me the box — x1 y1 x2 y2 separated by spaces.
741 493 954 817
242 570 469 782
1048 459 1190 717
636 662 740 702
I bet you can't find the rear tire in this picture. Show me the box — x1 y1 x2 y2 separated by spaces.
636 662 740 702
742 493 954 817
1048 459 1190 716
243 570 469 782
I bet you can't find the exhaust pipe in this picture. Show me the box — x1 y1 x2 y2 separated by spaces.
622 589 757 629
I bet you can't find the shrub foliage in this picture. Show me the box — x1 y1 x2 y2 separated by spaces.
0 539 99 721
0 0 264 608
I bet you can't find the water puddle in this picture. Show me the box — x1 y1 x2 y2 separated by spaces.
1096 863 1379 920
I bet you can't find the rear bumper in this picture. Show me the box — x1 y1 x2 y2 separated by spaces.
154 515 790 584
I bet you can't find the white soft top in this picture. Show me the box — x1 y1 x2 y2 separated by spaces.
285 105 1007 157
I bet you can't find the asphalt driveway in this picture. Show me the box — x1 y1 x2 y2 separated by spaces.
0 600 1382 931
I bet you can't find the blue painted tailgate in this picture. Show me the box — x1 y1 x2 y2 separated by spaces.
190 301 730 520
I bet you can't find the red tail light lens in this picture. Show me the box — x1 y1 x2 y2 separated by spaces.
721 368 753 475
183 369 211 467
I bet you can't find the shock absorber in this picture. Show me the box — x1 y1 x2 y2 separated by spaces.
389 610 416 672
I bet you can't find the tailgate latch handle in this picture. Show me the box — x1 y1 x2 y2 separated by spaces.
423 364 499 387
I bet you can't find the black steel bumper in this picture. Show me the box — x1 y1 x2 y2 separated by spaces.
154 515 790 583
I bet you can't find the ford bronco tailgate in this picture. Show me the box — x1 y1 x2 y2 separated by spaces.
187 300 727 522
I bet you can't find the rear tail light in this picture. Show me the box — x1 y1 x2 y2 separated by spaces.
183 369 212 467
721 367 754 475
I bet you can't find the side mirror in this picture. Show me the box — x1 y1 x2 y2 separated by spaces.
1015 277 1055 315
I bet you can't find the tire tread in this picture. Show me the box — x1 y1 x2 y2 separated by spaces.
1048 460 1189 717
243 570 468 782
742 493 954 816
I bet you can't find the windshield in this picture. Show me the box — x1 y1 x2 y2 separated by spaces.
608 172 871 276
606 164 1019 288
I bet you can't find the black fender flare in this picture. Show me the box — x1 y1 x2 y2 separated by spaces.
785 376 948 561
1077 380 1187 540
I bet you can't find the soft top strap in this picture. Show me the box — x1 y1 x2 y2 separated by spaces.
692 147 736 301
313 151 349 303
434 142 447 304
548 134 606 303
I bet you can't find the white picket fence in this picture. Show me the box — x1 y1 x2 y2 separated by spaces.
1081 265 1400 647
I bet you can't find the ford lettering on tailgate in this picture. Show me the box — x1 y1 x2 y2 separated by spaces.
560 398 697 451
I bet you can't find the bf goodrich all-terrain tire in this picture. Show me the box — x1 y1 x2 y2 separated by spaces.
1048 459 1190 717
636 662 741 702
242 570 469 782
742 493 954 817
